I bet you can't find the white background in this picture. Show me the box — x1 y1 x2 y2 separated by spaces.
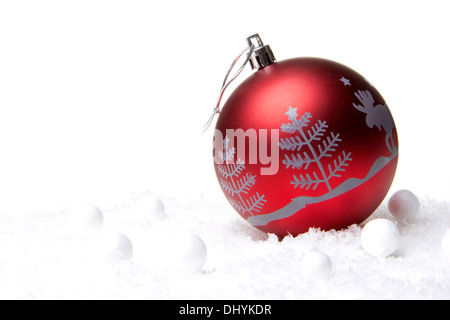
1 0 449 215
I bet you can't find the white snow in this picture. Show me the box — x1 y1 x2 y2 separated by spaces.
0 193 449 300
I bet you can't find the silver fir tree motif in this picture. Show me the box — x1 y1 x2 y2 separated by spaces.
217 137 266 216
280 107 353 192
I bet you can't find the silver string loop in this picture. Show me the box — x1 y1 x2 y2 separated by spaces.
202 44 255 133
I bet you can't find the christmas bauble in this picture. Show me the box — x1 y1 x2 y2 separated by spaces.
212 36 398 238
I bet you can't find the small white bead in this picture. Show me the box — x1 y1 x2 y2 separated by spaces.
441 229 450 257
388 190 420 222
165 233 207 272
68 202 103 230
361 218 400 258
134 194 167 222
96 231 133 262
301 250 332 279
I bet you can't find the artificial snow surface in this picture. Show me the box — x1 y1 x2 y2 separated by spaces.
0 193 449 300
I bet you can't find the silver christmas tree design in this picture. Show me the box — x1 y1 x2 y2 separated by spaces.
280 107 353 192
217 137 266 216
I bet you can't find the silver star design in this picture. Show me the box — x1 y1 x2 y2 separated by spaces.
340 77 351 86
285 106 298 120
223 136 230 149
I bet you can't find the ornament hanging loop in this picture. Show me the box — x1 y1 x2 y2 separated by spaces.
202 34 276 133
202 44 255 133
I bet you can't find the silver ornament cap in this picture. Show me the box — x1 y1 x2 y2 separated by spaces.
246 34 276 70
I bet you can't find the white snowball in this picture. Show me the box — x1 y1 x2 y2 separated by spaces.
134 194 167 222
441 229 450 257
95 231 133 263
388 189 420 222
300 250 332 279
361 219 400 258
68 202 103 230
165 233 207 272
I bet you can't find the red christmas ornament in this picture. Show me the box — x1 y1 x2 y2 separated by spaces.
210 34 398 238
